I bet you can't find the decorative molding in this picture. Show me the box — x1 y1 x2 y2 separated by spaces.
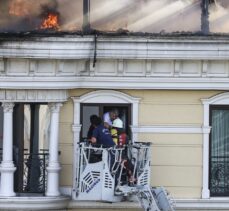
72 90 140 105
0 90 68 102
1 58 229 79
174 61 181 77
1 102 14 113
146 60 152 77
202 92 229 105
48 103 63 113
2 76 229 90
118 59 124 76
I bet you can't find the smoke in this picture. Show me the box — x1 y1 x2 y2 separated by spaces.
90 0 201 33
0 0 228 33
209 0 229 33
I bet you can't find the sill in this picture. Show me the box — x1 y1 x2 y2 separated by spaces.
176 198 229 210
0 195 70 210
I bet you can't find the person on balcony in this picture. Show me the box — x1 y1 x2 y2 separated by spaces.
103 109 119 129
91 116 115 147
111 118 136 184
87 114 98 142
111 118 127 146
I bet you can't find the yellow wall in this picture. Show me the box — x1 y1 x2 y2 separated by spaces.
59 100 74 186
59 89 222 198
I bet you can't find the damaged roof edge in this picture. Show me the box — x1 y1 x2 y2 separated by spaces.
1 30 229 41
1 35 229 60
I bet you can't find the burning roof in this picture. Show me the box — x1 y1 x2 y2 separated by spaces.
0 0 229 35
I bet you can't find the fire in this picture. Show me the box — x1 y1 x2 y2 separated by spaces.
41 13 60 30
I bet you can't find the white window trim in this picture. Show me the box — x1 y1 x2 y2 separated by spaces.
71 90 140 199
201 92 229 199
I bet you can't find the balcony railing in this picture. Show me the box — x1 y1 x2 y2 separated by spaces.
210 156 229 196
0 148 49 195
22 150 49 194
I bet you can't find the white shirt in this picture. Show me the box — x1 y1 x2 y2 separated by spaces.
103 112 112 126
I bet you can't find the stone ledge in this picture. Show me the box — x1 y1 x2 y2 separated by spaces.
0 195 70 210
176 198 229 210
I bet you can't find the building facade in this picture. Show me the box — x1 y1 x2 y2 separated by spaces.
0 35 229 210
1 0 229 210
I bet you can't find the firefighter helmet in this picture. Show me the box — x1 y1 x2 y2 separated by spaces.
112 118 123 128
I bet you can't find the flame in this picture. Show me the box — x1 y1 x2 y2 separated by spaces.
41 13 60 30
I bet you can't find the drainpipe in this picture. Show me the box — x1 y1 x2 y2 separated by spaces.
201 0 209 35
83 0 91 32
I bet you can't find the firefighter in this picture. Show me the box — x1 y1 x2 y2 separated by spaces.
91 116 115 147
111 118 136 184
111 118 127 146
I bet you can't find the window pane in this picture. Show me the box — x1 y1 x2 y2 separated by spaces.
211 110 229 157
0 0 83 32
209 0 229 33
90 0 201 33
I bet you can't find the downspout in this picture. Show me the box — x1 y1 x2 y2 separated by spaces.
83 0 91 32
201 0 210 35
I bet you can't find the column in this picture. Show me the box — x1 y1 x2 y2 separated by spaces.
0 102 16 197
202 127 211 198
46 103 62 197
202 103 210 199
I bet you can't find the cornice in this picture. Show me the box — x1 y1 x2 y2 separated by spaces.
1 76 229 90
1 36 229 60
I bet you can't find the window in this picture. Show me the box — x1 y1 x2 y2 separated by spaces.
209 105 229 196
80 103 131 140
